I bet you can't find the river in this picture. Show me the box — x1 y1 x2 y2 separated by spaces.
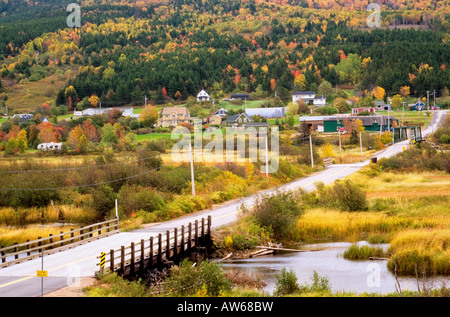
220 241 448 295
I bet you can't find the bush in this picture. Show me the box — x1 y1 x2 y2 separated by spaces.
161 259 232 296
247 191 304 239
274 267 300 296
317 180 368 211
117 184 165 216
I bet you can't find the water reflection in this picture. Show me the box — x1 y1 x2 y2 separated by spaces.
220 241 448 295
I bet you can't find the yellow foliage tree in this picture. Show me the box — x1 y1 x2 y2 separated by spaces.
88 94 100 108
371 86 385 100
139 105 159 127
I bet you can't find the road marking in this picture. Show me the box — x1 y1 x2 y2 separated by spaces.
0 276 34 289
0 254 97 289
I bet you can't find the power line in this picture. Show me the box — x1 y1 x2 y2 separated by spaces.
0 162 172 191
0 155 164 174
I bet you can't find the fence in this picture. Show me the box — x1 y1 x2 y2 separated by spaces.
323 158 333 167
97 216 211 277
0 218 119 268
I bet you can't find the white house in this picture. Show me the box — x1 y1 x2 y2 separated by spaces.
197 89 210 102
37 142 63 151
292 91 327 106
292 91 316 104
313 96 327 106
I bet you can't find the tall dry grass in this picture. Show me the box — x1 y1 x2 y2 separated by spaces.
387 228 450 276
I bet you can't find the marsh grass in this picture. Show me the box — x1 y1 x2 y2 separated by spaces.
387 228 450 276
343 244 387 260
294 167 450 276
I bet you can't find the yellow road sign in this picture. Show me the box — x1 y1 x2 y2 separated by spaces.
36 270 48 277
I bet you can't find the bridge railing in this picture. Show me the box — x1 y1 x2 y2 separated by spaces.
0 218 119 268
97 216 211 276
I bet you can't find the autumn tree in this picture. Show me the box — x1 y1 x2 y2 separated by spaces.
37 122 58 143
400 86 411 98
64 86 78 110
371 86 385 100
67 125 87 153
333 97 350 113
391 94 403 110
89 94 100 108
140 105 159 127
335 53 362 84
17 129 28 152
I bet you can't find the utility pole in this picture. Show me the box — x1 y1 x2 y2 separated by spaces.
265 131 269 179
189 142 195 196
426 90 430 111
401 101 406 126
359 131 363 158
338 130 342 163
433 90 436 109
309 134 314 168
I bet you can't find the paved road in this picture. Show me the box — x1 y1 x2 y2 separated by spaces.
0 111 446 297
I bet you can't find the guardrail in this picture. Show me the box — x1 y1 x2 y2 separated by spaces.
0 218 119 268
97 216 211 277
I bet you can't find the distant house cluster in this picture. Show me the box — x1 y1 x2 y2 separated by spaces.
12 114 49 124
292 91 327 106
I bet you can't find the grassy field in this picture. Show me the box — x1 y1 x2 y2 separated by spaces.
3 72 72 114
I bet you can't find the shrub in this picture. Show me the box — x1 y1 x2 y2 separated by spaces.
274 267 300 296
117 184 165 216
161 259 231 296
317 179 368 211
248 191 304 239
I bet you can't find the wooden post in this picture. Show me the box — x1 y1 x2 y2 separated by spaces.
89 226 93 238
174 228 178 257
98 225 102 236
49 234 53 250
26 240 30 256
38 237 42 253
150 236 154 266
207 215 212 242
120 246 125 274
166 230 170 259
188 223 192 249
181 225 185 253
201 218 205 242
157 234 162 264
195 220 199 245
130 242 135 275
80 229 84 241
1 247 5 263
140 239 145 272
70 229 74 243
110 249 114 273
60 231 64 248
208 216 212 236
14 243 18 260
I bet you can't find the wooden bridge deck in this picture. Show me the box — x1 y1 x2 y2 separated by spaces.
97 216 212 277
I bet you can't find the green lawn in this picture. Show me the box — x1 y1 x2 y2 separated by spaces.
135 133 172 141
